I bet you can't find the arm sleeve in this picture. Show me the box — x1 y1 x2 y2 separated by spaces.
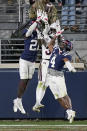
43 24 50 35
42 24 51 44
65 61 76 72
44 34 51 44
25 22 37 37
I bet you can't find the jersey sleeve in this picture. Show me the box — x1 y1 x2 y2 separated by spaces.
22 29 28 36
63 54 72 61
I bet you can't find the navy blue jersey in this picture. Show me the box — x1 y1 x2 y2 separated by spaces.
21 29 38 62
48 46 72 71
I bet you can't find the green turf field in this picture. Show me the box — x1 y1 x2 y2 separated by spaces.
0 120 87 131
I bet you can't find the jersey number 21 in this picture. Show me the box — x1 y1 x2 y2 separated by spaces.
29 40 38 51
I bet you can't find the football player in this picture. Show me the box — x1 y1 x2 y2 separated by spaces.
13 10 48 114
33 20 64 112
45 40 76 123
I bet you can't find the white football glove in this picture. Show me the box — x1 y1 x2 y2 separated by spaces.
56 20 61 32
71 68 76 73
41 11 48 24
65 61 76 73
36 9 42 22
55 29 64 37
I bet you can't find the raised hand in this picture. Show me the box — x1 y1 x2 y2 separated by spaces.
55 29 64 37
41 11 48 24
56 20 61 32
36 9 42 22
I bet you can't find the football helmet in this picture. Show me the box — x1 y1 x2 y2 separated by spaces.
49 21 61 38
64 40 73 51
60 40 73 51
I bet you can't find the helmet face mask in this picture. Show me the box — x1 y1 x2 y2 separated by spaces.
48 22 57 38
48 28 56 38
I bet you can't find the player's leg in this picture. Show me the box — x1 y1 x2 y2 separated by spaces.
38 60 49 103
13 59 35 114
47 74 75 123
32 81 45 112
58 95 72 109
13 80 28 114
56 75 75 123
17 79 29 98
13 59 29 114
33 60 49 112
36 81 46 106
58 95 75 123
13 78 29 114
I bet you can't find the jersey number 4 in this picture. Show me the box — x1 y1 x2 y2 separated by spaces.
50 55 56 68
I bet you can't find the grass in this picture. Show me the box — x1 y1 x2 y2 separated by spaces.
0 119 87 125
0 119 87 131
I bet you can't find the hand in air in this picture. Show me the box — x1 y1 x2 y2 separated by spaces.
36 9 42 22
55 29 64 37
41 11 48 24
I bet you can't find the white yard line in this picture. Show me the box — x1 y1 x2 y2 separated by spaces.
0 125 87 127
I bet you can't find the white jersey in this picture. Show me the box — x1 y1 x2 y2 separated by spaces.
42 34 51 60
41 37 58 83
42 35 58 60
42 44 51 60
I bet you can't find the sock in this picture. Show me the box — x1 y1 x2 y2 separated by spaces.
35 81 47 106
66 109 73 120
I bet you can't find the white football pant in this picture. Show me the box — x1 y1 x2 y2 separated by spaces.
45 73 67 99
19 58 35 79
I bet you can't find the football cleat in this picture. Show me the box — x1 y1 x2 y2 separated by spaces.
32 104 44 112
66 109 76 123
13 98 26 114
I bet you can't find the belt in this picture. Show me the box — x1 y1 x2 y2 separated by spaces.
43 59 49 60
48 68 64 77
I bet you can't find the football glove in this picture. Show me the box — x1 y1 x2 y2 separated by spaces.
36 9 42 22
41 11 48 24
65 61 76 73
56 20 61 32
71 68 76 73
55 29 64 37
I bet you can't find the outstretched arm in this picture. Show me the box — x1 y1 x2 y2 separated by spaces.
26 9 42 37
25 22 37 37
64 58 76 72
47 29 64 52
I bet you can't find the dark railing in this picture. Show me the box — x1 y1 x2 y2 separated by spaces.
0 39 87 69
0 3 87 69
0 4 24 23
0 39 41 63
